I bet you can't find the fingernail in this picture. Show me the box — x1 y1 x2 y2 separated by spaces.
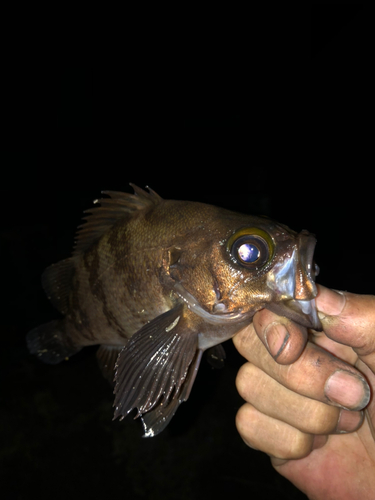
317 286 346 316
312 434 328 450
325 370 371 411
335 410 364 434
264 323 289 360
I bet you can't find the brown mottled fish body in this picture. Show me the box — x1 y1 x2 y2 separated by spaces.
27 186 321 437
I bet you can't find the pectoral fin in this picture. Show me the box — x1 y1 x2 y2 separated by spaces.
141 349 203 437
113 304 199 435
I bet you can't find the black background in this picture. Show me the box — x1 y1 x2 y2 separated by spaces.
1 4 373 500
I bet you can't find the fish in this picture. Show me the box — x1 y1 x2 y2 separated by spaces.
27 185 322 437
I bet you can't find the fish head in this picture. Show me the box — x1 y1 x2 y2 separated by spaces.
167 212 321 332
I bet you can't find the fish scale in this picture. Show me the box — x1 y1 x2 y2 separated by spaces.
27 185 321 436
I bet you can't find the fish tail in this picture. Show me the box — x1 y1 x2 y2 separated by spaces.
27 319 81 364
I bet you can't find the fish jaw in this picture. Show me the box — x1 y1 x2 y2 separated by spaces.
265 231 322 331
265 297 321 330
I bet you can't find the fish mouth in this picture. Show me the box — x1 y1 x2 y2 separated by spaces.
265 298 321 330
265 230 322 331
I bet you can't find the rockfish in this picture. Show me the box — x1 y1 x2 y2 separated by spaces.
27 185 321 436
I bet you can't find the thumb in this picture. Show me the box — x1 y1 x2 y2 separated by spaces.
316 285 375 371
252 308 308 365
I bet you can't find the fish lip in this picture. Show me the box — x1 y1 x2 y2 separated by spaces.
266 231 322 331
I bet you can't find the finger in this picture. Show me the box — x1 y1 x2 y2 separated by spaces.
310 329 358 366
236 362 364 435
236 403 314 460
317 285 375 371
252 308 308 365
233 326 371 411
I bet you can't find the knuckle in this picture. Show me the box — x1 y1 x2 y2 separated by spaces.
235 403 255 440
235 363 254 399
235 404 314 460
284 431 313 459
289 399 339 435
268 426 313 460
307 404 339 434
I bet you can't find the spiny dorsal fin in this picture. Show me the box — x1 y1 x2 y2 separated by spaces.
73 184 162 256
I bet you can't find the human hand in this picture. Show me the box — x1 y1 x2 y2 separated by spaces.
233 285 375 500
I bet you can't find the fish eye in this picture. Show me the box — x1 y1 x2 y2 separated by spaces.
228 228 274 269
231 235 269 267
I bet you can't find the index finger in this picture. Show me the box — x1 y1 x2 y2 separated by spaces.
233 323 370 412
316 285 375 371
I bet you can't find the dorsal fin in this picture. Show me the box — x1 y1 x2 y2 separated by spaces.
73 184 162 256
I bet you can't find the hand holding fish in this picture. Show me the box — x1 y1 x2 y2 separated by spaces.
234 285 375 500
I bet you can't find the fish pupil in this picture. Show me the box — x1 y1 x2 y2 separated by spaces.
238 243 259 263
229 230 271 269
